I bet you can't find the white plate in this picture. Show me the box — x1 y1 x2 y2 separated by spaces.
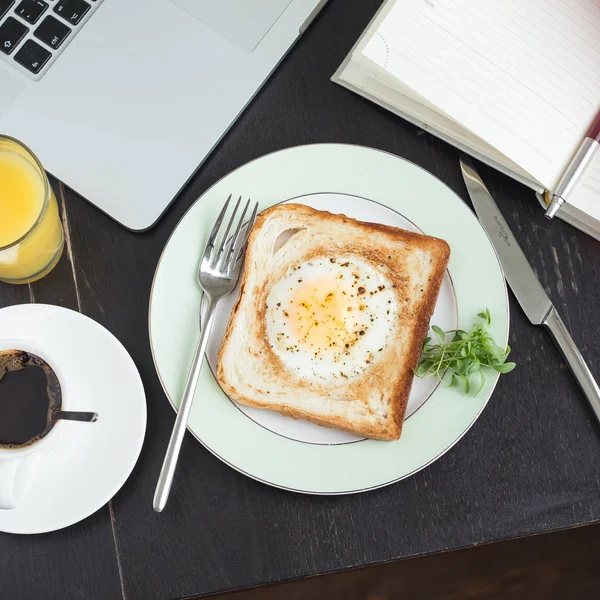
149 144 509 494
0 304 146 534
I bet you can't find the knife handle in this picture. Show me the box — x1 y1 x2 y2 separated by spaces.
542 307 600 425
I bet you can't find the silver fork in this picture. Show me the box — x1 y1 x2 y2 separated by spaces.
153 195 258 512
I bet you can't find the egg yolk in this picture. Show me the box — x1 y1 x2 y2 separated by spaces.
286 277 360 351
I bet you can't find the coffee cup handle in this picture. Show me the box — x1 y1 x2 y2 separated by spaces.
0 456 40 510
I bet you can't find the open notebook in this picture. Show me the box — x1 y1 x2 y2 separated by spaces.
333 0 600 240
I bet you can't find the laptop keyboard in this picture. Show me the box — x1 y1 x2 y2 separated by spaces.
0 0 102 79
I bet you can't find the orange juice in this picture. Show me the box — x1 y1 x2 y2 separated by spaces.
0 137 64 284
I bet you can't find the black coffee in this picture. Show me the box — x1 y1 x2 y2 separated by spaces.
0 350 62 448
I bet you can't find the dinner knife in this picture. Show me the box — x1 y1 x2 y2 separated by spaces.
460 158 600 425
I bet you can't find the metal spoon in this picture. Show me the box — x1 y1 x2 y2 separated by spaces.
52 411 98 423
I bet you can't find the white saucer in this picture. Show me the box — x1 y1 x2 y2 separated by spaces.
0 304 146 534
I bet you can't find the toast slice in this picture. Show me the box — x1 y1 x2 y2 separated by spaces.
217 203 450 441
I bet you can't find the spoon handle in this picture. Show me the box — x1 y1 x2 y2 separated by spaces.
53 411 98 422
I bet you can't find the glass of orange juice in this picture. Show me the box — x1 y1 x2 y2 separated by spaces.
0 136 64 284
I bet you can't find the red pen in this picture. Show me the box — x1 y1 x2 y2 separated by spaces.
545 112 600 219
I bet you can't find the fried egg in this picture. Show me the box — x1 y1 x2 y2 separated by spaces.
266 257 398 383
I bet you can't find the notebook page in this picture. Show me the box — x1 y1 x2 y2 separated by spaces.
362 0 600 190
333 0 541 187
336 59 536 184
568 150 600 221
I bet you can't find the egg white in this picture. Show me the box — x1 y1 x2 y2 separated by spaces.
265 257 398 383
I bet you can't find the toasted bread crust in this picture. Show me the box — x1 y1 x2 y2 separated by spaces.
217 203 450 441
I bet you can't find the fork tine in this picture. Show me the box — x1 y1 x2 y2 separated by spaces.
223 198 250 269
204 194 232 262
214 195 241 267
232 202 259 268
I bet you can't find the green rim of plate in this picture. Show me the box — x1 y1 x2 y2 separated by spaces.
149 143 509 495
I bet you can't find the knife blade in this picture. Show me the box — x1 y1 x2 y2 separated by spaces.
460 158 552 324
460 157 600 426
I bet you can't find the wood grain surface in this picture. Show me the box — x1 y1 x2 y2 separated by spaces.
207 523 600 600
2 1 600 599
207 525 600 600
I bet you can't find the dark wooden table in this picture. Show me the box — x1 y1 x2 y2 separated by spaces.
2 1 600 598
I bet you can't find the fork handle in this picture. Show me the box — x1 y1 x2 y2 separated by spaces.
153 297 216 512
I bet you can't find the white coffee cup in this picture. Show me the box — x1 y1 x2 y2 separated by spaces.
0 339 69 510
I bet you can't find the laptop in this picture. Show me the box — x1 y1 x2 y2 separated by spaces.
0 0 328 230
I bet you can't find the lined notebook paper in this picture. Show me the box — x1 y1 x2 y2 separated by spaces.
333 0 600 240
361 0 600 190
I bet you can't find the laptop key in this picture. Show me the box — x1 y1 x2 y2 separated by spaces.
0 0 15 21
0 17 28 55
15 0 48 24
35 15 70 49
53 0 89 26
14 38 51 73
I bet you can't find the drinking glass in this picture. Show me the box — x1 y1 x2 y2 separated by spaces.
0 136 64 284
